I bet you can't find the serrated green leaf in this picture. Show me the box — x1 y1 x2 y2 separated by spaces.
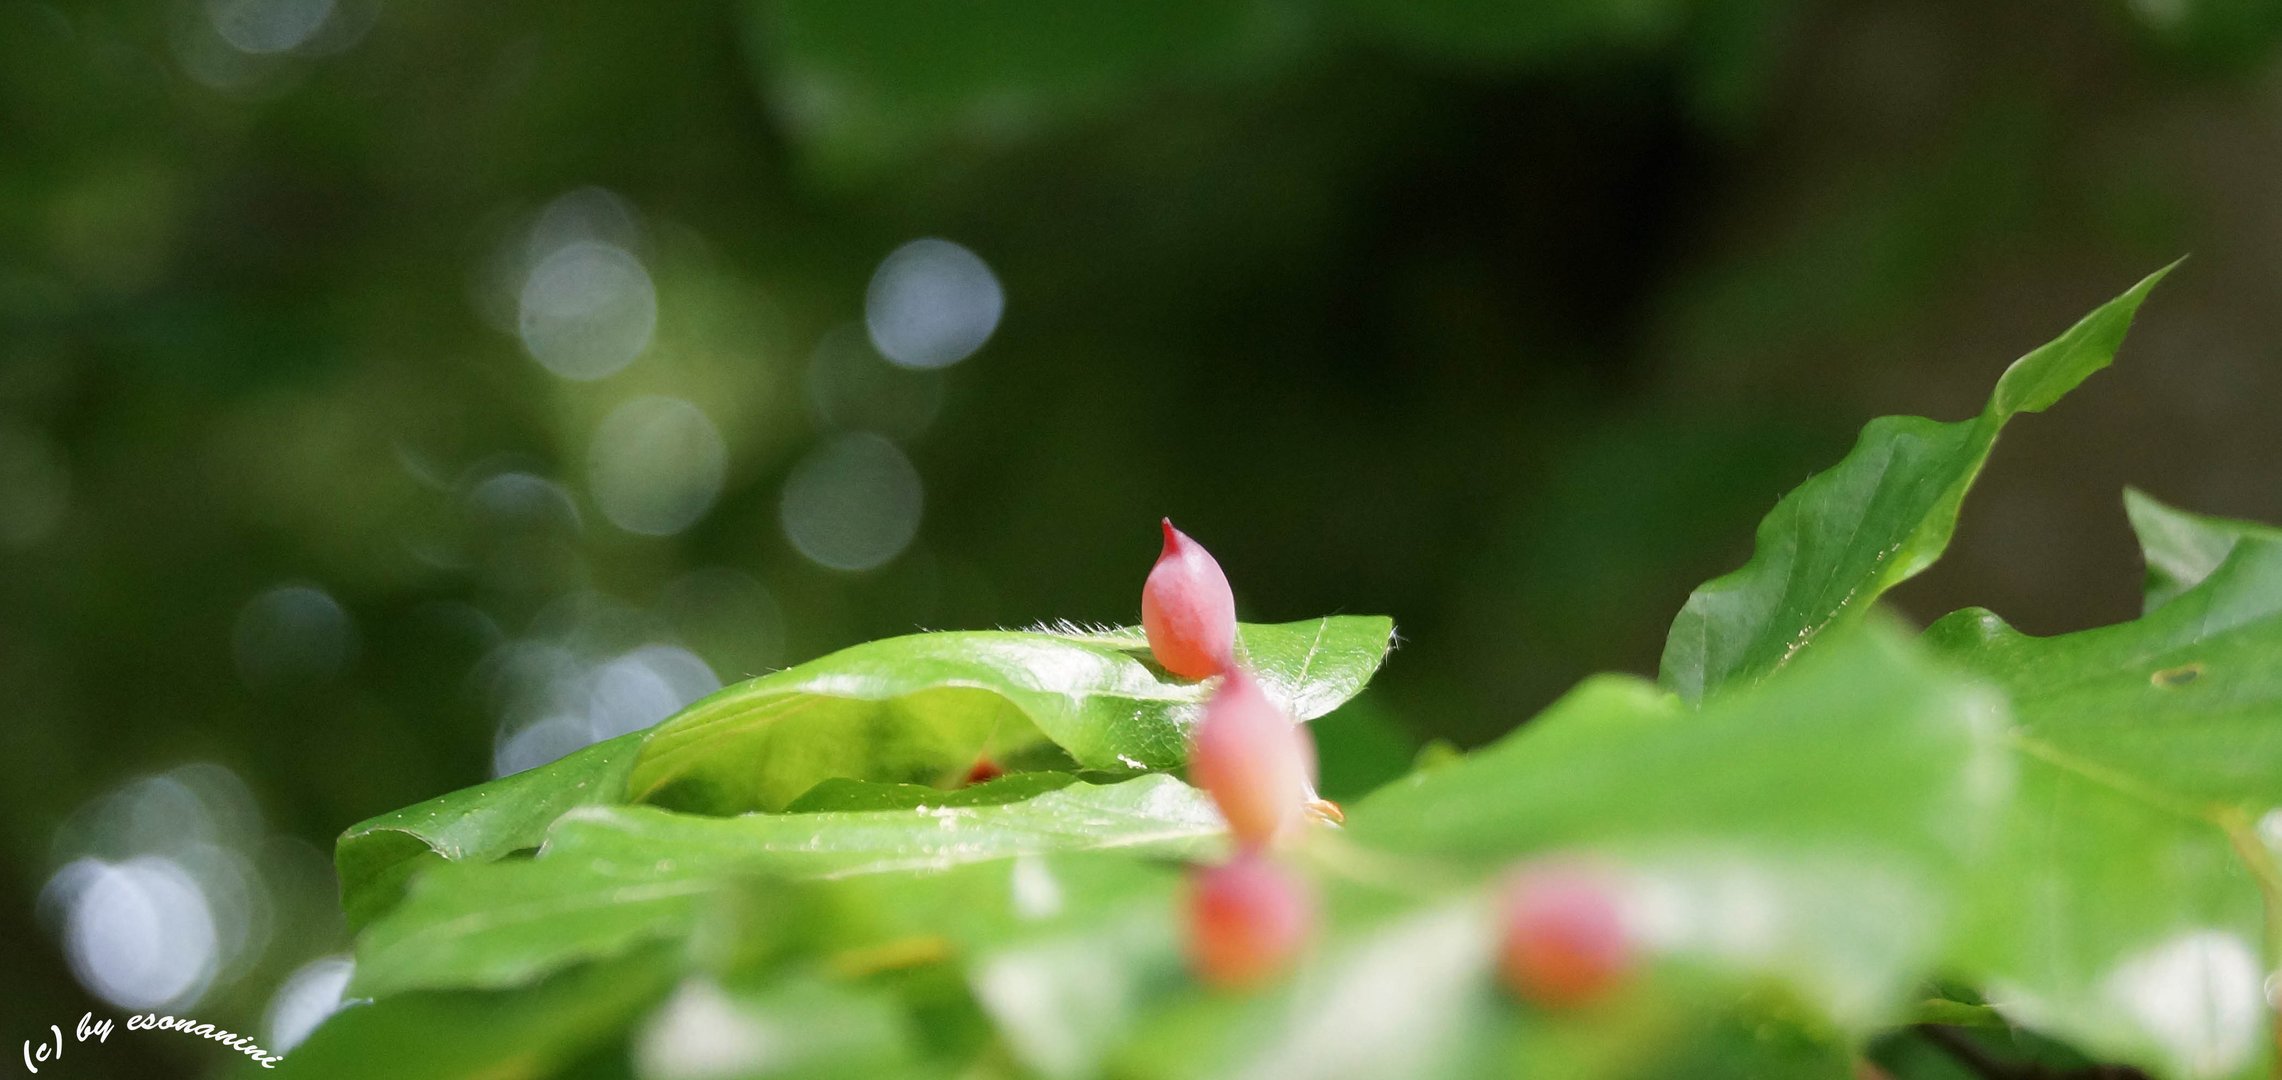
335 731 647 930
1658 265 2174 704
351 775 1221 999
1350 623 2004 1032
2125 487 2282 614
628 617 1394 816
335 617 1391 928
1924 527 2282 1080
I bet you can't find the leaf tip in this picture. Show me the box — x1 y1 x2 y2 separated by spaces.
1989 262 2178 419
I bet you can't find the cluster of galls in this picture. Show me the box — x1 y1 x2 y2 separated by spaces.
1147 520 1634 1007
1143 520 1316 989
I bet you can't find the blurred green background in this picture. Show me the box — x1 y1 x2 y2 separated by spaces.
6 0 2281 1073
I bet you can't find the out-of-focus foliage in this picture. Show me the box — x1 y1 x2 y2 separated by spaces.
9 0 2282 1075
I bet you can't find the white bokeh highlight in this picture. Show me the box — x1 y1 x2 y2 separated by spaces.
2103 930 2263 1079
205 0 333 54
778 433 923 572
637 979 772 1080
54 857 221 1011
467 470 583 534
42 765 291 1026
487 636 719 777
519 241 658 381
232 584 354 693
265 955 355 1054
864 238 1003 370
588 396 728 537
492 714 594 778
587 644 721 741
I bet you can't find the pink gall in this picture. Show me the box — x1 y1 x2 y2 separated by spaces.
1189 667 1315 848
1496 863 1633 1009
1143 519 1236 679
1186 852 1315 989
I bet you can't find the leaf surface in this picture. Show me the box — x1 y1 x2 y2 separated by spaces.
627 617 1394 815
350 775 1221 998
2125 487 2282 613
269 949 677 1080
334 732 646 930
1353 624 2003 1031
1926 525 2282 1079
1659 266 2172 703
335 617 1391 925
973 627 2008 1080
783 771 1081 812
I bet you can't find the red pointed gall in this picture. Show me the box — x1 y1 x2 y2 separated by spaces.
1143 519 1236 679
1185 852 1315 989
963 757 1004 785
1189 668 1315 848
1496 863 1633 1008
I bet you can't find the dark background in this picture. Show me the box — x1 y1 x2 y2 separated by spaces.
6 0 2282 1073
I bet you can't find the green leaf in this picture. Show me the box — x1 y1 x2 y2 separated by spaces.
335 617 1390 927
1116 882 1858 1080
1658 265 2174 704
628 617 1394 815
351 775 1222 999
1351 622 2004 1031
963 878 1185 1080
1077 626 1990 1078
271 948 677 1080
334 731 647 930
784 771 1081 813
1925 527 2282 1080
1122 900 1502 1080
1064 627 1950 1074
2125 487 2282 614
629 975 928 1080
